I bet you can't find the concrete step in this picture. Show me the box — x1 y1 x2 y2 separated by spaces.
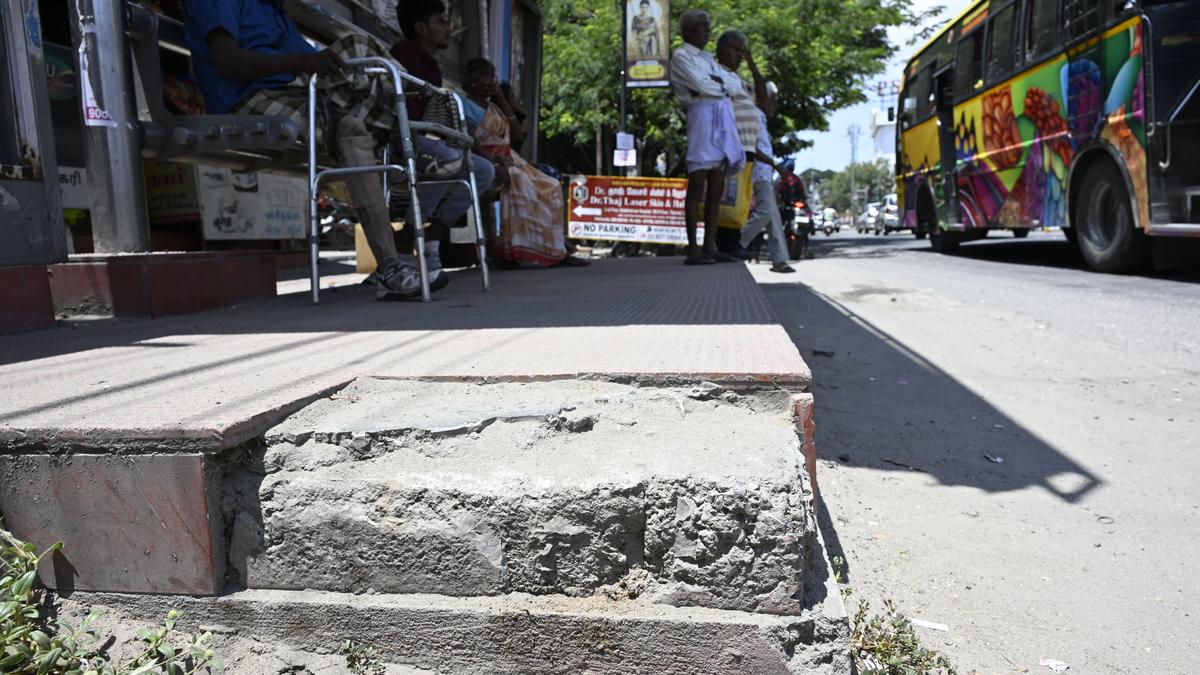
70 587 850 674
222 378 816 615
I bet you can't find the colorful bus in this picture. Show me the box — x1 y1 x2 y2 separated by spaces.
896 0 1200 272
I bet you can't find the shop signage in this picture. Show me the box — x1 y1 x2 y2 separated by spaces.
199 167 308 240
567 175 694 244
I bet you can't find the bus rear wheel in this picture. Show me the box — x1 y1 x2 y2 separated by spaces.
929 224 959 253
1012 228 1030 239
1074 162 1149 273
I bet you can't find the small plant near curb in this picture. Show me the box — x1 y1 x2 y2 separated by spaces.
340 640 385 675
2 525 221 674
833 557 957 675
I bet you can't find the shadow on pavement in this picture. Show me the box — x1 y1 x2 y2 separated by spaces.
804 236 915 260
0 258 777 367
758 278 1102 575
842 230 1200 280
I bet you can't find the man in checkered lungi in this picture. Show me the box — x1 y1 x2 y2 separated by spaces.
186 0 450 300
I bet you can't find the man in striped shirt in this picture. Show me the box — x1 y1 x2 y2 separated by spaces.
715 30 766 258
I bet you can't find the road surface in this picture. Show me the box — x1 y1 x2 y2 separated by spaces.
751 230 1199 674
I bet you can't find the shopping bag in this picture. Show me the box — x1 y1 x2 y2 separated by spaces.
700 163 754 230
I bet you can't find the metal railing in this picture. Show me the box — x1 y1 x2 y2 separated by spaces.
306 59 490 304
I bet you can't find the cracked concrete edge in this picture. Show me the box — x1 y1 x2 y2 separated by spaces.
386 370 812 391
0 381 354 455
0 372 810 454
64 588 851 674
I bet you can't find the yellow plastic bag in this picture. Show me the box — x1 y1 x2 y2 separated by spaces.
700 163 754 231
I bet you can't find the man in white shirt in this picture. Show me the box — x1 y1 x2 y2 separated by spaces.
669 9 745 265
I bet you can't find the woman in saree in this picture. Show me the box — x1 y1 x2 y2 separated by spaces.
463 58 587 267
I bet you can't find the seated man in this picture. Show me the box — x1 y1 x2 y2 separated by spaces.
186 0 434 300
390 0 496 285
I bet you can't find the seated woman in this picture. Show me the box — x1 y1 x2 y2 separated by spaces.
462 58 586 267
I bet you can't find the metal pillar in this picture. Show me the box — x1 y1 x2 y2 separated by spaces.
70 0 151 252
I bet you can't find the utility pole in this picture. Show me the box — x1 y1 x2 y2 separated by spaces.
846 125 861 215
618 0 628 176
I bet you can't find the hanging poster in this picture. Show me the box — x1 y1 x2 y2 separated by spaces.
625 0 670 88
77 31 116 127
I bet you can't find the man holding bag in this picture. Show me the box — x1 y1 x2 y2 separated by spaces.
713 31 765 259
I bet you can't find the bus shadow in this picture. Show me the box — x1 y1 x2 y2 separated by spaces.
760 279 1102 501
944 236 1086 270
928 234 1200 280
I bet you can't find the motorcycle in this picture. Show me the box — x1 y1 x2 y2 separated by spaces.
317 196 358 250
821 208 840 236
782 200 815 261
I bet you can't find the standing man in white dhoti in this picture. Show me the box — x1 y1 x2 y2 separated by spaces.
669 9 745 265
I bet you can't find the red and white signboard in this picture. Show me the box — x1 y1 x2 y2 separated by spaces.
567 175 696 245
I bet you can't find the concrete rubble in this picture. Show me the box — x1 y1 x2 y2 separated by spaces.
227 379 811 613
58 377 848 673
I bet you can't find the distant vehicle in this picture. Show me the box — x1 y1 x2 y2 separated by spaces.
857 202 882 234
821 207 839 235
878 193 902 235
895 0 1200 272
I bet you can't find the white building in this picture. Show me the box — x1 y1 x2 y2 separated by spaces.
869 108 896 162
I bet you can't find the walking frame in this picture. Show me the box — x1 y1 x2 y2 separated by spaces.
307 58 490 304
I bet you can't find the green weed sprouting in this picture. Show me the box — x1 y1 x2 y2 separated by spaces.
340 639 385 675
832 555 957 674
1 524 221 674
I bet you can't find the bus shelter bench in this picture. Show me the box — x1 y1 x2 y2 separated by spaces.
123 1 490 300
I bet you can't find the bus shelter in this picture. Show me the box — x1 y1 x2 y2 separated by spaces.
0 0 543 330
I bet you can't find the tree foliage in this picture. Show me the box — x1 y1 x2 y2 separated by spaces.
820 157 894 211
540 0 940 175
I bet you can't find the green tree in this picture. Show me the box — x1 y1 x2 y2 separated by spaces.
540 0 941 175
823 157 894 211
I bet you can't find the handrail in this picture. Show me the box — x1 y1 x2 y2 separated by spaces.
1157 76 1200 171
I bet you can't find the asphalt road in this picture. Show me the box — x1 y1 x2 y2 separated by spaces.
749 229 1200 674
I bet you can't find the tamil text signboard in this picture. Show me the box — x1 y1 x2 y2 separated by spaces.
199 167 308 240
625 0 670 88
568 175 695 244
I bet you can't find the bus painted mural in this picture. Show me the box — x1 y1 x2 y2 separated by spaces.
900 17 1149 233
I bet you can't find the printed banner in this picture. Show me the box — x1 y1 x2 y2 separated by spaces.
199 167 308 240
567 175 696 244
625 0 670 88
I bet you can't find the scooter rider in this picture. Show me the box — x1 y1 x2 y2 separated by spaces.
776 160 813 259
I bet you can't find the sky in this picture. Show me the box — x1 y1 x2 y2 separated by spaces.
792 0 969 172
